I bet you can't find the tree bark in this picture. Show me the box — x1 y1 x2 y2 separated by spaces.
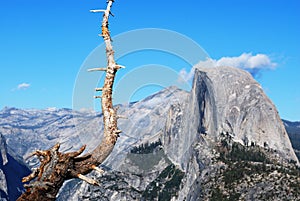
17 0 121 200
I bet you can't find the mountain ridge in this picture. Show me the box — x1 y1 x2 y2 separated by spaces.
0 67 299 200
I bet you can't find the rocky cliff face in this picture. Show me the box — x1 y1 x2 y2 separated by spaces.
195 66 297 161
1 66 299 200
163 66 299 199
0 133 31 200
164 66 297 167
283 120 300 159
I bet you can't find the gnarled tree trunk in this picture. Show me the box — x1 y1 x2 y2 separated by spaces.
17 0 122 200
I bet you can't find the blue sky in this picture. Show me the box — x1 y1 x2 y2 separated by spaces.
0 0 299 121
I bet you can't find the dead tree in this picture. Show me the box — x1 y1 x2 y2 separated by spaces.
17 1 123 200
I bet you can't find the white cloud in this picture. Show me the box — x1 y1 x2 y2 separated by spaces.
17 83 31 90
178 68 193 83
178 53 277 82
215 53 276 70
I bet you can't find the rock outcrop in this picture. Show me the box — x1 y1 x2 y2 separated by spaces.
0 133 31 200
195 66 297 161
163 66 299 199
164 66 298 167
283 120 300 160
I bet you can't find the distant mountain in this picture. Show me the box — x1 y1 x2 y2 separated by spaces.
0 133 31 200
1 67 300 200
0 86 188 170
283 120 300 159
0 86 188 200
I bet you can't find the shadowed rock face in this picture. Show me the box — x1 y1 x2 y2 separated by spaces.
283 119 300 160
0 134 31 200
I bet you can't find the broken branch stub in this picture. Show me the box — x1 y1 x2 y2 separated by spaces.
17 1 122 200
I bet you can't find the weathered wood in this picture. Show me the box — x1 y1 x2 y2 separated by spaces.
77 174 100 186
90 9 106 13
87 67 107 72
17 1 121 200
95 87 103 91
72 0 120 171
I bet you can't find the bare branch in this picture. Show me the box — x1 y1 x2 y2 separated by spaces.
22 168 39 183
65 145 86 158
87 67 107 72
95 88 103 91
92 165 105 174
117 115 128 119
116 64 126 69
78 174 100 186
90 9 106 13
109 11 115 17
